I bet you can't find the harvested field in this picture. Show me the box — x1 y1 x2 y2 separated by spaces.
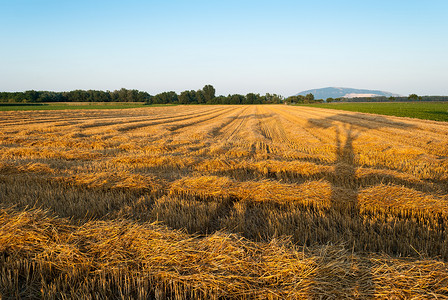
1 105 448 299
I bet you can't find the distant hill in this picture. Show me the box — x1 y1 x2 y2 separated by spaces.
295 87 401 99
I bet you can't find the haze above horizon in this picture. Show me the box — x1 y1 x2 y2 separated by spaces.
1 0 447 96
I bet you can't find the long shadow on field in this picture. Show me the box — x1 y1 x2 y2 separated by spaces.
307 113 416 224
307 113 416 297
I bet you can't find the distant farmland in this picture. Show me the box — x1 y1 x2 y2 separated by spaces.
1 105 448 299
301 101 448 122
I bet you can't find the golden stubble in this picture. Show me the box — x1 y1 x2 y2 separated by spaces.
1 105 448 298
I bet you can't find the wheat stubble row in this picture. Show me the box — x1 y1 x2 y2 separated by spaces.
1 105 448 299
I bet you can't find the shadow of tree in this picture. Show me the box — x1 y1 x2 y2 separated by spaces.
330 124 359 213
305 113 423 249
304 113 420 298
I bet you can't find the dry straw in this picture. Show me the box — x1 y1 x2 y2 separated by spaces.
1 105 448 298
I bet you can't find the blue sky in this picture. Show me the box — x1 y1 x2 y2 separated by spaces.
1 0 447 96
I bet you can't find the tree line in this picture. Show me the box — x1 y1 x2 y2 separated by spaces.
155 86 285 105
284 93 324 104
5 86 442 105
0 89 151 103
0 85 288 105
150 88 323 105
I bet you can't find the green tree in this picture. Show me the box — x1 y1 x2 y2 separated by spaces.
179 90 197 104
229 94 243 104
152 91 178 104
126 89 139 102
221 95 231 105
408 94 419 101
24 90 39 103
195 90 206 104
305 93 314 101
202 85 215 103
246 93 257 104
265 93 284 104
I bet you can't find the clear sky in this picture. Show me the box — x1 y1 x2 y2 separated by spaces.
1 0 447 96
